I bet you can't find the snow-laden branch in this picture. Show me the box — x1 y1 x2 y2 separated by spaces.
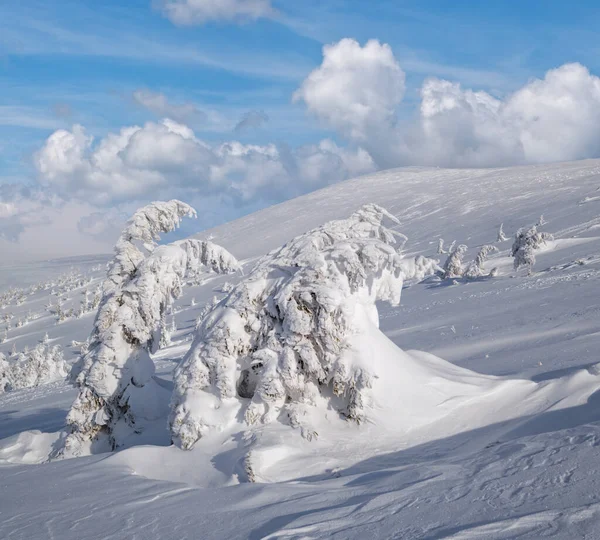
170 204 439 450
56 202 239 458
106 200 196 293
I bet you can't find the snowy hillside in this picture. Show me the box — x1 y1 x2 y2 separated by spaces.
3 160 600 539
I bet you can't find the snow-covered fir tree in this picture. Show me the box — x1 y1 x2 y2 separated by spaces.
56 200 240 458
443 244 468 279
512 225 554 274
170 204 439 450
465 245 499 279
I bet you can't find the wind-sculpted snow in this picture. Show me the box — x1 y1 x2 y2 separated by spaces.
7 162 600 538
170 204 439 450
56 201 240 458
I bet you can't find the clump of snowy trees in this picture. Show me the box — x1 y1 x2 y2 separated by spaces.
56 200 240 458
512 225 554 274
170 204 439 450
442 244 498 280
0 342 69 393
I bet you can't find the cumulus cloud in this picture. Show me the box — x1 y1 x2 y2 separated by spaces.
160 0 275 25
412 63 600 166
132 89 207 125
294 39 405 142
296 40 600 168
234 110 269 132
35 119 374 207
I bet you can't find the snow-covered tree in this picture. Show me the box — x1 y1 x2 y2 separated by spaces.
437 238 446 254
465 245 499 279
497 223 508 242
443 244 468 279
512 225 554 274
0 353 10 393
537 215 547 227
158 311 172 349
56 201 240 458
170 204 439 450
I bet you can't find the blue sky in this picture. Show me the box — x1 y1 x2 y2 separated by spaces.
2 0 600 261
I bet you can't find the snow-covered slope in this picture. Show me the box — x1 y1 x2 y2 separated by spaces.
3 160 600 539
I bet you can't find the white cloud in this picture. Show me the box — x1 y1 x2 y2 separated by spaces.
34 119 374 206
505 63 600 162
411 63 600 166
413 78 524 167
296 40 600 168
293 39 405 142
133 89 207 125
161 0 275 25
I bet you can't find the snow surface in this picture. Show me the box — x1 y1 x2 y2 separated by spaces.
3 160 600 538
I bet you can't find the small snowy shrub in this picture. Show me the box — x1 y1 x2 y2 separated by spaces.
465 245 499 279
57 200 240 458
170 204 439 450
512 225 554 273
437 238 446 254
443 244 468 279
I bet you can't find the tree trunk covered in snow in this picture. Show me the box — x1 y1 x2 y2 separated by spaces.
170 204 439 450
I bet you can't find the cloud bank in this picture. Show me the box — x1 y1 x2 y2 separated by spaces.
12 38 600 261
295 39 600 168
34 119 374 207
